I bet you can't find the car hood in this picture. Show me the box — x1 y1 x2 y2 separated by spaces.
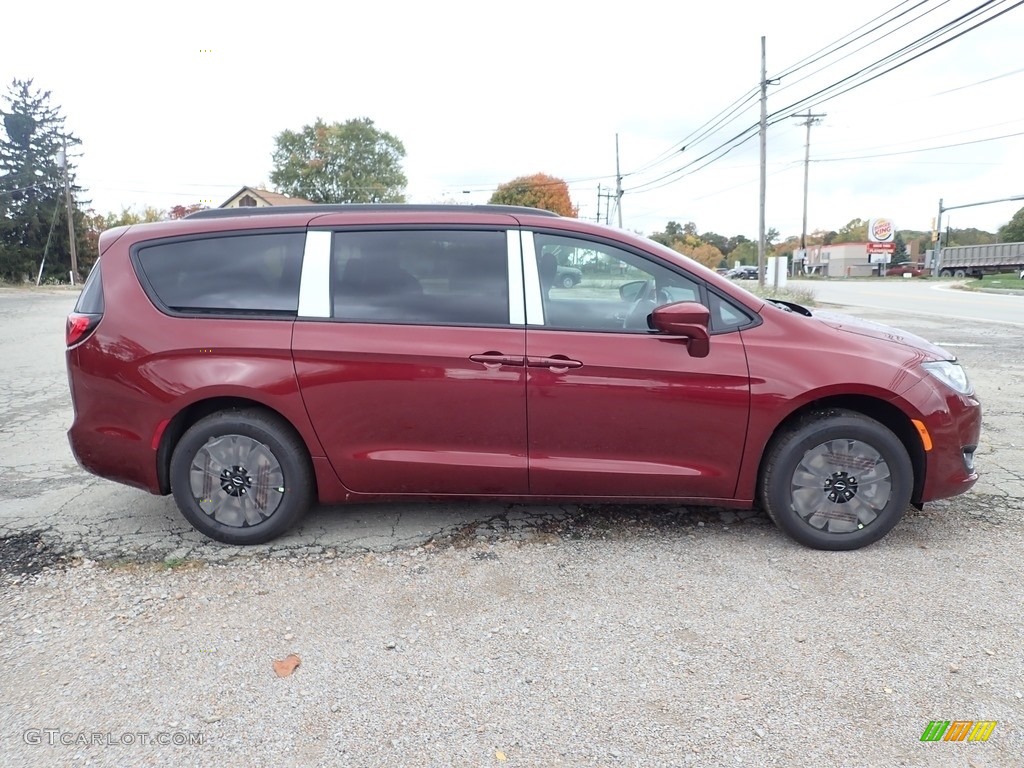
811 309 954 361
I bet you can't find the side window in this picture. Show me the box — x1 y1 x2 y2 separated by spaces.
331 230 510 326
534 234 702 332
709 291 753 330
136 233 304 314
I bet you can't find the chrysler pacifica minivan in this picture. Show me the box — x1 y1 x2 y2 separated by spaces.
65 205 981 550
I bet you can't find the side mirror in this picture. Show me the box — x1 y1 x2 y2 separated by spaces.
618 280 647 302
650 301 711 357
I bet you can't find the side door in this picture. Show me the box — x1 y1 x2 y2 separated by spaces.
523 230 752 500
292 227 528 495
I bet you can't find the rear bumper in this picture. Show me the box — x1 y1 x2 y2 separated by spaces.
68 421 162 494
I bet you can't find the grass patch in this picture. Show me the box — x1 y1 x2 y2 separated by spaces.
741 283 817 306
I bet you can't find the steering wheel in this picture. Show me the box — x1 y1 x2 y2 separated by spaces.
622 279 657 330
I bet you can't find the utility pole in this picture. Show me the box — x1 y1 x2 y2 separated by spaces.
61 136 79 284
795 110 826 251
757 36 767 289
615 133 623 228
596 184 601 223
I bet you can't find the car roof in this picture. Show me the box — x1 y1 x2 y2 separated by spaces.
187 204 560 220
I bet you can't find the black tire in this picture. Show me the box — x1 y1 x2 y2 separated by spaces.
953 269 966 278
561 275 576 288
759 409 913 551
169 409 314 544
939 269 952 277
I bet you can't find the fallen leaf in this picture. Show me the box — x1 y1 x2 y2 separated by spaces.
734 693 752 701
495 750 507 761
273 653 301 678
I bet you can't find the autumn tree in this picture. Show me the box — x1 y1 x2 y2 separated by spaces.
672 241 724 270
489 173 578 217
169 203 209 219
998 206 1024 242
271 117 407 204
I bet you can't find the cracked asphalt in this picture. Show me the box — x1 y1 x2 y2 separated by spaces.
1 285 1022 766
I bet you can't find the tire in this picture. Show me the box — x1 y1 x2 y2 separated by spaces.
939 269 952 277
169 408 314 544
561 275 576 289
954 269 966 278
759 409 913 551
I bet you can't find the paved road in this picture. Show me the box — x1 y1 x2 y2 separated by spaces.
795 278 1024 326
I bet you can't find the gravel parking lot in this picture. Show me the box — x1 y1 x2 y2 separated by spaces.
1 286 1021 767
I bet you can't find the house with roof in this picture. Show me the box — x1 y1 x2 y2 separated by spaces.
219 186 314 209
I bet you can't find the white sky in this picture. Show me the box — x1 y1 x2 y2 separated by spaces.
4 0 1023 239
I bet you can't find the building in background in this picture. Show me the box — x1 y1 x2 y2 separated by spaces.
219 187 313 208
802 242 887 277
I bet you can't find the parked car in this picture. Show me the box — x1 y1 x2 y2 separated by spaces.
555 265 582 288
886 264 926 277
726 265 760 280
66 204 981 551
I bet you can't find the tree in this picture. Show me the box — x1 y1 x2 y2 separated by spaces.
700 231 729 255
892 231 908 264
82 206 165 259
270 117 407 204
836 218 868 242
673 241 724 270
489 173 578 217
998 206 1024 242
0 79 90 282
169 203 209 220
731 240 758 265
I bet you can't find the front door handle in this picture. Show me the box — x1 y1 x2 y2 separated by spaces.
527 355 583 370
470 353 526 367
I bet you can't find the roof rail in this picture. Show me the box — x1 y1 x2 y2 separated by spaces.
186 204 561 220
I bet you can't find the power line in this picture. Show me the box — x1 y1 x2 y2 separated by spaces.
814 129 1024 161
771 0 953 98
625 0 1022 195
773 0 923 80
931 64 1024 95
628 0 941 182
768 0 1020 120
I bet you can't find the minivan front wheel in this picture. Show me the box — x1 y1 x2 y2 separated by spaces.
169 409 314 544
760 409 913 551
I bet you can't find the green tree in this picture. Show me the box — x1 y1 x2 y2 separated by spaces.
836 218 868 242
700 231 729 255
0 79 90 282
892 231 908 264
731 240 758 265
270 117 407 204
998 206 1024 242
489 173 578 216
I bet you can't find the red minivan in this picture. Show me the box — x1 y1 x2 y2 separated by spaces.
65 205 981 550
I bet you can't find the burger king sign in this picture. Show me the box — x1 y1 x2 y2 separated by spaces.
868 218 895 243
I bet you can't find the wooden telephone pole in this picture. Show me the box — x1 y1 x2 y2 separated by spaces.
61 137 79 284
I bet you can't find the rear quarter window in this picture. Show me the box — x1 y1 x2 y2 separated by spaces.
135 232 304 315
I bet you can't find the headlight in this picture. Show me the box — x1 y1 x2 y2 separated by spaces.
922 360 972 395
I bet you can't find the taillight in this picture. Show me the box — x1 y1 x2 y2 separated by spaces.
66 313 101 346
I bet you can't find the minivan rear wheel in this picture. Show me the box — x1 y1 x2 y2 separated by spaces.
169 409 314 544
760 409 913 551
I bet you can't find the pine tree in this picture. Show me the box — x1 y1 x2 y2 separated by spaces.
0 79 90 282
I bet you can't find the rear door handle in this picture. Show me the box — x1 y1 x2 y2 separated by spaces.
527 355 583 369
470 353 526 367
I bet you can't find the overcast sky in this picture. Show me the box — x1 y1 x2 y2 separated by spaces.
4 0 1023 239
